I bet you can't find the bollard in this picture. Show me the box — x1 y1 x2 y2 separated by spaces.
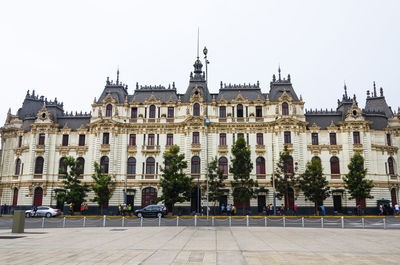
362 217 364 229
212 216 214 227
283 217 286 228
63 217 66 228
12 210 25 233
158 216 161 227
42 217 45 228
83 217 86 227
122 217 124 227
229 216 232 227
265 217 267 227
103 215 106 227
194 215 197 227
140 217 143 227
341 216 344 229
176 216 179 227
246 215 249 227
302 217 304 228
321 217 323 228
383 218 386 229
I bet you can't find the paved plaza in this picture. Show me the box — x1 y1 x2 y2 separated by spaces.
0 226 399 264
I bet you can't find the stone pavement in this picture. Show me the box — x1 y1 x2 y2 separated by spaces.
0 227 399 265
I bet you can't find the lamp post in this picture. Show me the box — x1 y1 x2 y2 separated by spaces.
272 129 277 216
203 46 210 219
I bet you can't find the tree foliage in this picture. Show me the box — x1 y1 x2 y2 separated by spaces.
230 136 258 214
157 145 192 213
91 162 116 214
272 146 298 207
58 156 89 212
343 153 374 206
207 157 228 215
300 157 330 214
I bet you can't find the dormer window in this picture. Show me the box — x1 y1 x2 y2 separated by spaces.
219 106 226 118
237 104 243 117
256 106 262 117
149 105 156 119
167 107 174 118
282 102 289 115
106 104 112 117
193 103 200 116
131 107 137 119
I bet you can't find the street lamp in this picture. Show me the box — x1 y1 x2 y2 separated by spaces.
203 46 210 219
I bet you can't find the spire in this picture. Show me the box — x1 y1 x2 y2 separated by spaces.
278 66 281 81
344 82 348 98
116 68 120 85
197 27 200 59
380 87 383 97
373 81 377 97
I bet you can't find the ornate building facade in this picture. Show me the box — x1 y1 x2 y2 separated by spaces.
0 56 399 214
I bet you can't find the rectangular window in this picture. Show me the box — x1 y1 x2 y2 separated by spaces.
353 131 360 144
233 134 235 145
219 106 226 118
79 134 85 146
311 133 319 145
232 106 234 118
256 106 262 117
167 134 173 146
157 134 159 145
18 136 22 147
257 133 263 145
237 133 244 139
330 133 336 145
143 134 146 145
62 134 69 146
131 107 137 119
219 133 226 146
284 131 291 144
167 107 174 118
129 134 136 146
148 134 155 146
246 106 248 117
192 132 199 144
387 134 392 146
38 134 45 145
103 133 109 145
247 133 249 144
144 107 147 118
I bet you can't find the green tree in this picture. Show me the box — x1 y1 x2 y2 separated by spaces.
230 136 258 215
343 153 374 209
91 162 116 215
300 157 330 214
272 146 298 209
59 156 89 212
157 145 192 214
207 157 228 215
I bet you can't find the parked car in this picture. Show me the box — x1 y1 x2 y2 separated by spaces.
25 206 61 218
135 205 167 218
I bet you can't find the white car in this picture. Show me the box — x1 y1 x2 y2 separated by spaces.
25 206 61 218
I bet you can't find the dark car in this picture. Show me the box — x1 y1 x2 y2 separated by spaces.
135 205 167 218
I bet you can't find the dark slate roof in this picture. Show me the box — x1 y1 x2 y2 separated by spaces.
363 112 388 130
132 84 178 103
268 71 299 102
181 58 212 102
305 110 342 129
58 116 90 130
216 82 265 102
365 96 393 118
97 81 128 104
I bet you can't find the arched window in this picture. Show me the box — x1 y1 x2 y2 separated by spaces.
77 157 85 176
59 157 67 174
34 157 44 175
146 157 155 175
149 105 156 118
191 156 201 174
388 157 395 175
330 156 340 175
12 188 18 206
282 102 289 115
312 156 321 163
218 157 228 175
193 103 200 116
127 157 136 175
100 156 109 174
106 104 112 117
256 157 266 175
15 158 21 175
142 187 157 207
391 188 397 206
237 104 243 117
284 156 294 174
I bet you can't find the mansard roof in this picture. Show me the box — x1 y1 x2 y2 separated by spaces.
132 84 179 103
268 69 299 102
97 74 129 104
216 82 265 102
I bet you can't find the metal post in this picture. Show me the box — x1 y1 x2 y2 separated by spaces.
197 178 200 215
246 215 249 227
383 218 386 229
283 217 286 228
140 217 143 227
321 217 324 228
103 215 106 227
302 217 304 228
194 215 197 227
264 216 267 227
212 216 215 227
229 216 231 227
41 217 45 228
122 217 124 227
341 216 344 229
158 216 161 227
362 217 364 229
83 217 86 227
272 130 276 216
63 217 66 228
176 216 179 227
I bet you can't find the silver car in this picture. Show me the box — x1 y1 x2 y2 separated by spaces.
25 206 61 218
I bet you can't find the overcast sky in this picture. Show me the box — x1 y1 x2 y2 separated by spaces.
1 0 399 127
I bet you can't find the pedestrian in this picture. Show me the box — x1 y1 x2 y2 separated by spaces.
266 204 270 216
280 204 285 216
320 205 326 216
231 205 236 216
85 203 89 215
395 203 399 216
128 204 132 216
118 204 122 216
221 204 225 215
80 203 85 215
123 205 127 216
379 204 383 216
293 204 298 216
226 204 231 216
356 204 361 216
69 204 73 215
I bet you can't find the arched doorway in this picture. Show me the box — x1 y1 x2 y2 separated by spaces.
285 188 295 209
391 188 397 207
12 188 18 206
33 187 43 206
142 187 157 207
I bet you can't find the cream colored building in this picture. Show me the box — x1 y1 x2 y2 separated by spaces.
0 58 399 214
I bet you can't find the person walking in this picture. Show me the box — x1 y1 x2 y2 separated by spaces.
293 204 298 216
231 205 236 216
80 203 85 215
85 203 89 215
118 204 122 216
280 204 285 216
395 203 399 216
69 204 73 215
221 204 225 215
128 204 132 216
320 205 326 216
226 204 231 216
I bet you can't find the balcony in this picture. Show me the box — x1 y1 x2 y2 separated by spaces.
127 174 136 180
34 174 42 179
353 143 363 152
307 144 343 156
100 144 110 153
218 118 227 122
166 118 174 123
191 144 201 155
141 145 161 155
129 118 137 123
35 145 45 154
255 117 264 122
255 144 266 155
127 145 137 155
256 174 266 179
218 145 228 155
14 146 28 156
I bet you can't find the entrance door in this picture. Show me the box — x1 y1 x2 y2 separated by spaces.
33 187 43 206
12 188 18 206
258 195 266 213
285 188 295 209
141 187 157 207
234 197 250 213
127 195 134 207
391 188 397 206
191 186 201 213
333 195 342 213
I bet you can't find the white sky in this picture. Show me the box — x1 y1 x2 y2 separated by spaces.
0 0 399 126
